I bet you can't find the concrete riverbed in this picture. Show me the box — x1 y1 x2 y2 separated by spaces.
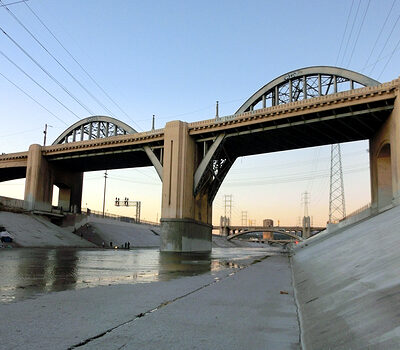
2 205 400 349
0 253 298 350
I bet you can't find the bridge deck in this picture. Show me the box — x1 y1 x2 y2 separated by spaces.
0 78 398 176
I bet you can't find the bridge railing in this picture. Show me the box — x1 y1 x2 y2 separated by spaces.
188 78 399 130
340 203 371 222
81 208 160 226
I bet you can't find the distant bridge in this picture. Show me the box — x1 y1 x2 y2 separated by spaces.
0 66 398 253
214 225 325 236
225 228 305 242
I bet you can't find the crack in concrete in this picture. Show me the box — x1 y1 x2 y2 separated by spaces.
290 255 303 350
67 263 252 349
68 254 277 349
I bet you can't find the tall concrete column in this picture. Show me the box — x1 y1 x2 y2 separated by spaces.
160 121 212 253
370 87 400 210
54 170 83 213
389 87 400 204
24 144 53 211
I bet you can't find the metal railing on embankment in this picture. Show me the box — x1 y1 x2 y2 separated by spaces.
339 203 371 222
81 208 160 226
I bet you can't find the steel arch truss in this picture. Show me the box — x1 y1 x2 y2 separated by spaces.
52 116 163 180
194 66 380 202
194 134 236 203
52 116 137 145
235 66 380 114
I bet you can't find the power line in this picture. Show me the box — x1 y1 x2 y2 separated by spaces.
24 2 143 131
0 126 41 138
340 0 362 66
336 0 355 65
306 147 322 194
2 1 120 119
0 0 28 7
362 44 400 72
229 148 366 174
361 0 397 71
368 13 400 75
222 166 368 187
0 70 67 125
0 24 94 115
347 0 371 67
378 35 400 79
0 49 80 119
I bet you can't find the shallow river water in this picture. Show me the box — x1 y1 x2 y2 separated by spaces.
0 247 276 303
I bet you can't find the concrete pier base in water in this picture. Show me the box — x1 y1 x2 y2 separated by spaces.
160 218 212 253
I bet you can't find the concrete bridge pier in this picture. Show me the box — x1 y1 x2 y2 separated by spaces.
24 144 83 213
24 144 53 211
370 87 400 211
160 121 212 253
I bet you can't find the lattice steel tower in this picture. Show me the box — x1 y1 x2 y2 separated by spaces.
329 144 346 223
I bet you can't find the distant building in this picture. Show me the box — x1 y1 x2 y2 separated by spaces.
262 219 274 241
263 219 274 227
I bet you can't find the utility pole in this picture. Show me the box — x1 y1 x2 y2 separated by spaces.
102 170 108 218
152 115 155 130
215 100 219 119
43 124 52 146
329 144 346 223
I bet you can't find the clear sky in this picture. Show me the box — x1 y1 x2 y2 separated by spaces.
0 0 399 226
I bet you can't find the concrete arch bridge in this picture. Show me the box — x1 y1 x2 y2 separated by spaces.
0 66 399 253
226 228 304 244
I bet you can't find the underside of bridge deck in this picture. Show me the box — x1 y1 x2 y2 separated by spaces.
195 98 394 159
0 167 26 182
46 148 153 173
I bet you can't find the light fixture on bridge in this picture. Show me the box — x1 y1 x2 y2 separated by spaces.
43 124 53 146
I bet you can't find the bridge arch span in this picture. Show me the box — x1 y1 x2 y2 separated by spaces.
235 66 380 114
52 116 137 145
194 66 381 203
226 229 303 242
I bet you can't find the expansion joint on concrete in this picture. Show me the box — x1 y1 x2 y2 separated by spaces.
290 255 305 350
68 266 248 349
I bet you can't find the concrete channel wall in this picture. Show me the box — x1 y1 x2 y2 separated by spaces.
292 205 400 349
0 195 24 209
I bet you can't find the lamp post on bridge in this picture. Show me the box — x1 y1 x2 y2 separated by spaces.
43 124 52 146
102 170 108 218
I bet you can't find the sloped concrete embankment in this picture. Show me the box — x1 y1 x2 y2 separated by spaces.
292 205 400 349
76 216 161 248
0 211 96 248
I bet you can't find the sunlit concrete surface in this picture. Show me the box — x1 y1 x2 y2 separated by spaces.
0 211 95 247
79 255 299 350
293 205 400 349
0 255 299 350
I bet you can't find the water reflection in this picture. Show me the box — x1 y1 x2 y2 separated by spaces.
0 247 274 304
158 252 211 278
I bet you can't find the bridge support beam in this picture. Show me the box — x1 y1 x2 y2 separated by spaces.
54 170 83 213
370 87 400 211
24 144 53 211
160 121 212 253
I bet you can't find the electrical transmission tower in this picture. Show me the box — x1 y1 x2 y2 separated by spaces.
329 144 346 223
301 191 311 238
224 195 233 225
241 211 248 226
